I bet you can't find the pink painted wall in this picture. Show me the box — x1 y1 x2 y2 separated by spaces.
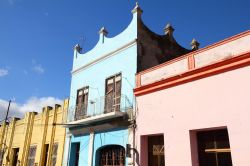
135 65 250 166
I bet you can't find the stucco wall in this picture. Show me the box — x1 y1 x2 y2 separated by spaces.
136 66 250 166
67 43 136 166
0 100 68 166
69 128 128 166
69 44 137 118
65 9 138 166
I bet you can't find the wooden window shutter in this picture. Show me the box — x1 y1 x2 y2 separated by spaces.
75 87 89 120
114 75 121 111
105 76 115 113
105 73 122 113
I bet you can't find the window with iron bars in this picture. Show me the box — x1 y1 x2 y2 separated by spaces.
27 145 37 166
105 73 121 113
75 86 89 120
100 145 125 166
51 143 58 166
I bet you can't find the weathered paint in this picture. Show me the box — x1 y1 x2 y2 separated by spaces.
194 33 250 68
136 30 250 88
140 57 188 86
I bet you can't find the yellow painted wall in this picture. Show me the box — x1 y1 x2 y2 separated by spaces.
0 99 69 166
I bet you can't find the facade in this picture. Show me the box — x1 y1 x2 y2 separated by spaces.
0 99 68 166
134 30 250 166
63 3 193 166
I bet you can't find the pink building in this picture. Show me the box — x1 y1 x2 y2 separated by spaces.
134 30 250 166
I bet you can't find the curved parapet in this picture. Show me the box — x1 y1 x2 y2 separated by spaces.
137 19 192 72
72 5 140 74
72 2 193 74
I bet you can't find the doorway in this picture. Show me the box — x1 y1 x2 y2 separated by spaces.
99 145 125 166
148 135 165 166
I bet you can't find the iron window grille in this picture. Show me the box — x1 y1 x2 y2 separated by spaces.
27 145 37 166
100 145 125 166
51 143 58 166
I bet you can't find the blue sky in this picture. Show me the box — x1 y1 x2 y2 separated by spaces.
0 0 250 117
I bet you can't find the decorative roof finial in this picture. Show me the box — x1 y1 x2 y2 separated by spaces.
164 23 175 35
190 38 200 50
99 27 108 43
99 27 108 36
74 44 82 53
132 1 143 14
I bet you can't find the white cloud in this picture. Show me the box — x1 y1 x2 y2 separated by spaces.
0 97 63 120
0 69 8 77
31 60 45 74
33 65 45 74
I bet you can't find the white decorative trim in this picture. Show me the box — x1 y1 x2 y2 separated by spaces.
64 111 126 127
71 39 137 75
88 132 95 166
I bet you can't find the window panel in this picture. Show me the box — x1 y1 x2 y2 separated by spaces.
105 73 121 113
0 150 3 166
27 145 37 166
51 143 58 166
100 145 125 166
75 87 89 120
197 129 232 166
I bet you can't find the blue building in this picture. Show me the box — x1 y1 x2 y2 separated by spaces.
63 3 192 166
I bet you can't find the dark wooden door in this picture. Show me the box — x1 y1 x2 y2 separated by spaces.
148 135 165 166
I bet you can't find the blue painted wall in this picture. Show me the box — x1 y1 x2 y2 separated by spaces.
65 9 139 166
69 135 90 165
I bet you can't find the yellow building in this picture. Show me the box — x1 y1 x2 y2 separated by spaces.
0 99 68 166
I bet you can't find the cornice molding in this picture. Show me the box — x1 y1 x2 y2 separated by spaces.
134 51 250 96
72 39 137 75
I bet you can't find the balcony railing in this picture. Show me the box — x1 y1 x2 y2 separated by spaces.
67 94 132 122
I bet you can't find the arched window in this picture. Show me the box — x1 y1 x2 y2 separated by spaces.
99 145 125 166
